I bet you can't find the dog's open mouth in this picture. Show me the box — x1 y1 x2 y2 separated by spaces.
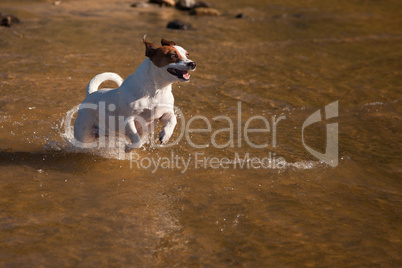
167 68 190 81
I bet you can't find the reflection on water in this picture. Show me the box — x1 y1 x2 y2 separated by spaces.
0 0 401 266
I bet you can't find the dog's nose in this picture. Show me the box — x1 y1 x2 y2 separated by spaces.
187 61 196 70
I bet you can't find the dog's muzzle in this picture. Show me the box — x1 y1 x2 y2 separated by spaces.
168 68 190 81
187 61 196 70
167 61 196 81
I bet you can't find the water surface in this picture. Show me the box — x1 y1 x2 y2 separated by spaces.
0 0 401 266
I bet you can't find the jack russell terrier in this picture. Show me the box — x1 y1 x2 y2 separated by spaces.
73 35 196 152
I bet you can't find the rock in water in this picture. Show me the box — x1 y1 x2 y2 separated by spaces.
130 2 151 8
175 0 210 10
194 1 210 9
235 13 247 19
148 0 175 7
167 20 193 30
0 13 20 27
175 0 195 10
189 7 221 16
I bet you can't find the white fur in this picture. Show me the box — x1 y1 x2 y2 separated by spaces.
174 46 190 61
74 46 195 152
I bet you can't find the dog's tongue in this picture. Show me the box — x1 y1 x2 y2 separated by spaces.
183 71 190 79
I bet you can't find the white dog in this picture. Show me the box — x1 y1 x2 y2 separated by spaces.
73 35 196 152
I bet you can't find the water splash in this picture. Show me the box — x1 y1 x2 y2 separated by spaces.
56 105 129 160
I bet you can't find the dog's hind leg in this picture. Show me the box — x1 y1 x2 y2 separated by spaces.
74 124 97 144
74 113 98 146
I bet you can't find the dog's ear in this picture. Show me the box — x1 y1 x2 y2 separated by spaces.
143 34 158 58
161 39 176 46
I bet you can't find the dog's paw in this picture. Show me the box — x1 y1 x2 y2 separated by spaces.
159 129 172 144
125 141 142 153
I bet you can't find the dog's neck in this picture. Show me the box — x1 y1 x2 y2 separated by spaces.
122 58 175 97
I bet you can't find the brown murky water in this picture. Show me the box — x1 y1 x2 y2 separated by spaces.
1 0 401 266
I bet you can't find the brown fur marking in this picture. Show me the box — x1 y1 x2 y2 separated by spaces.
143 37 184 67
150 46 184 67
161 39 176 46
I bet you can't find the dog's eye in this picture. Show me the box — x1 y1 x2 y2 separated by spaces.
170 53 178 59
186 53 189 57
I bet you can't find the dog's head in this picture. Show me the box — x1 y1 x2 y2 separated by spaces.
143 35 196 82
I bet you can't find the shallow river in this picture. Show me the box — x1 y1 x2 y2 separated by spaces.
0 0 401 266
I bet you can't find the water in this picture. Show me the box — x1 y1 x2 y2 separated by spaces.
1 0 401 266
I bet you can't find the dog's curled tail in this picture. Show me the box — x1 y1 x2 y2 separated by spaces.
86 72 124 96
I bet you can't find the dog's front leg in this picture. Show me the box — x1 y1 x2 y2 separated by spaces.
159 112 177 144
125 119 142 152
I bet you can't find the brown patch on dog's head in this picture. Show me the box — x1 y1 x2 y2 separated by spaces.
143 34 158 58
161 39 176 46
143 35 183 67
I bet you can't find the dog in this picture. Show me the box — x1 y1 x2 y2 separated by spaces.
73 35 196 152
